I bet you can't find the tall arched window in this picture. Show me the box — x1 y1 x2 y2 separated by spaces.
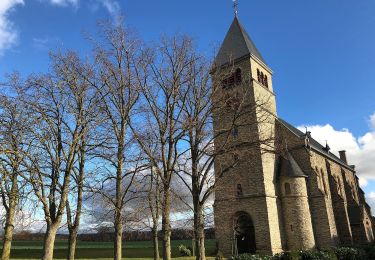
321 170 328 196
285 182 291 195
315 167 322 191
235 68 242 84
260 72 264 85
264 75 268 88
237 184 243 196
232 125 239 138
257 69 260 82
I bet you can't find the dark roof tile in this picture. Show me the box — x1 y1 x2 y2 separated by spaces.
214 17 266 67
277 118 354 170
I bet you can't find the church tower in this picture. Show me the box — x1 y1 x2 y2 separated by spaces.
212 16 282 256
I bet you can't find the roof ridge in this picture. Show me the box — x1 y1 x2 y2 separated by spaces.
214 17 266 67
277 117 354 171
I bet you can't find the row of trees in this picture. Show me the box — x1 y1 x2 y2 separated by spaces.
0 20 267 260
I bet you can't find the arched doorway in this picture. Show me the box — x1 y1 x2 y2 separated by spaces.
234 212 256 254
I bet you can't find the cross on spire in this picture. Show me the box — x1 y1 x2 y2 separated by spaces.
233 0 238 16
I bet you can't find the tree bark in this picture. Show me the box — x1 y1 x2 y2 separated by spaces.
1 154 19 260
152 226 160 260
162 185 171 260
194 209 206 260
114 215 123 260
67 228 78 260
1 203 16 260
42 223 59 260
114 141 124 260
66 141 85 260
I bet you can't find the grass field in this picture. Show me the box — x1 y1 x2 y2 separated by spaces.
5 240 217 259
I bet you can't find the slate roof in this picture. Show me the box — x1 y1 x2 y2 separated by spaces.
279 152 307 178
277 118 354 171
214 17 266 67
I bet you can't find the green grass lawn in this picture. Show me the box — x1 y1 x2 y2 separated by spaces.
6 240 217 259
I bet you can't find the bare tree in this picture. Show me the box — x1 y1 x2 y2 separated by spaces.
130 35 196 260
84 21 148 260
0 74 32 260
50 51 101 260
21 61 88 259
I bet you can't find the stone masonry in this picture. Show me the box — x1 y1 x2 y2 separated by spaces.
213 16 374 257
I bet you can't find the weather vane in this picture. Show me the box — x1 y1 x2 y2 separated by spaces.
233 0 238 16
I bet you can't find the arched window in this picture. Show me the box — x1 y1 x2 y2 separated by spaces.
336 177 342 196
235 68 242 84
284 182 291 195
264 75 268 88
232 125 239 138
321 170 328 196
315 167 323 192
237 184 243 196
260 72 264 85
257 69 261 82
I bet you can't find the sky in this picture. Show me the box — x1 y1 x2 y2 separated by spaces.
1 0 375 210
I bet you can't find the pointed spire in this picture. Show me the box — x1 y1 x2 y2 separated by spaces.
233 0 238 17
214 17 266 67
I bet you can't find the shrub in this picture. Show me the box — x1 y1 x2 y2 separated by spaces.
272 251 302 260
178 244 191 257
298 250 331 260
334 247 367 260
231 253 271 260
355 244 374 260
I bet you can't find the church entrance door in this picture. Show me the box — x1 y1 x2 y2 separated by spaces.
234 213 256 254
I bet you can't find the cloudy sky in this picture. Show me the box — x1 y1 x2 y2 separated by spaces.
1 0 375 208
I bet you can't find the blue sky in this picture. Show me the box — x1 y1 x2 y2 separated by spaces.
1 0 375 203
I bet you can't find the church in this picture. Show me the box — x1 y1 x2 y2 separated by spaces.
212 14 375 256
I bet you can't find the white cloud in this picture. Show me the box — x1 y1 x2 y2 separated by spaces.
97 0 121 22
366 192 375 211
370 113 375 130
0 0 24 55
46 0 121 21
48 0 78 7
99 0 119 15
32 36 60 51
297 112 375 188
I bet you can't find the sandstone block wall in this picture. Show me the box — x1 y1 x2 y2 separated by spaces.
280 176 315 250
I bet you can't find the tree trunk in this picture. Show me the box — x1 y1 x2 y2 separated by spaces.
42 223 59 260
114 216 123 260
67 228 78 260
162 186 171 260
152 226 160 260
1 204 16 260
195 221 206 260
66 141 85 260
1 165 19 260
194 203 206 260
114 139 124 260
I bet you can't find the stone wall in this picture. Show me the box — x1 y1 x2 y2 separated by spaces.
213 56 282 256
279 176 315 250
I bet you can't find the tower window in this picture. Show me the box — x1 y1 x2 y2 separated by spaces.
221 68 242 89
237 184 243 196
232 126 239 138
256 69 269 88
235 68 242 84
285 182 291 195
264 75 268 88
